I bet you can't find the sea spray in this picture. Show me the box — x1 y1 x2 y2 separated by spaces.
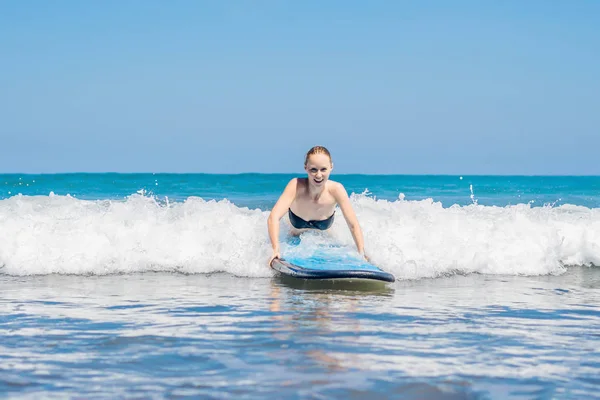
1 192 599 278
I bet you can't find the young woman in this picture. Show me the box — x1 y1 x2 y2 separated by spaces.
267 146 368 266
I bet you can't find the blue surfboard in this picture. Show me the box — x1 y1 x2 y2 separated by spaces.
270 246 395 283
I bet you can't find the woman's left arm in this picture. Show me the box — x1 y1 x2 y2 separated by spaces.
331 182 366 258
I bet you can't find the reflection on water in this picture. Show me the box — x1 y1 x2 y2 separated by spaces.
0 268 599 398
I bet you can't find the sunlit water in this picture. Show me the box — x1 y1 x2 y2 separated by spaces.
1 269 599 399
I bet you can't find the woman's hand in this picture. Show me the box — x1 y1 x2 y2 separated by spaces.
360 251 370 263
268 251 281 267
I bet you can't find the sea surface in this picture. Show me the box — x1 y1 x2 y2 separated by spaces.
1 174 599 399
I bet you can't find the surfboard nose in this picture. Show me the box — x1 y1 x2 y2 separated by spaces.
270 258 395 283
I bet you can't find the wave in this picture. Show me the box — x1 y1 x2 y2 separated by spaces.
0 193 599 279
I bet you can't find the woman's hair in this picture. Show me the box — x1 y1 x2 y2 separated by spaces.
304 146 332 166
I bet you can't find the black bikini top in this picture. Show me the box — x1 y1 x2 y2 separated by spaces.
288 208 335 230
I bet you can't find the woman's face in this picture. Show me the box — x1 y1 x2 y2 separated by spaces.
305 154 333 187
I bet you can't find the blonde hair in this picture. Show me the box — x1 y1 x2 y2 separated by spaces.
304 146 332 166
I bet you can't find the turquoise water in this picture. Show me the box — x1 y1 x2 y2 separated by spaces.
2 173 600 208
1 174 599 398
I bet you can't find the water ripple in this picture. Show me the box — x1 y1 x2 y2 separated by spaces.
1 269 599 399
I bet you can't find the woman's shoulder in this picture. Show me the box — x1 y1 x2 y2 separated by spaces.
285 177 305 184
290 177 308 187
326 180 345 193
285 177 308 193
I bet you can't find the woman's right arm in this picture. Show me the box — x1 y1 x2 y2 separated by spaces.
267 178 298 265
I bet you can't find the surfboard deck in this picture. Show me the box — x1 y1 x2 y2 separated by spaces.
271 258 395 283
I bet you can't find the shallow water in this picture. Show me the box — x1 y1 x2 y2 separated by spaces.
2 268 599 399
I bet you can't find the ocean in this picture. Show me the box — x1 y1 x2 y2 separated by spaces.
1 173 599 399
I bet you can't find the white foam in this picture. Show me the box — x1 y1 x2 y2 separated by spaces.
345 196 600 280
0 194 273 277
0 193 599 278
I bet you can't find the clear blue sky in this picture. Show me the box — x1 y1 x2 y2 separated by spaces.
1 1 598 174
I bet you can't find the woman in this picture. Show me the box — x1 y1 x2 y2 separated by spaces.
267 146 368 266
